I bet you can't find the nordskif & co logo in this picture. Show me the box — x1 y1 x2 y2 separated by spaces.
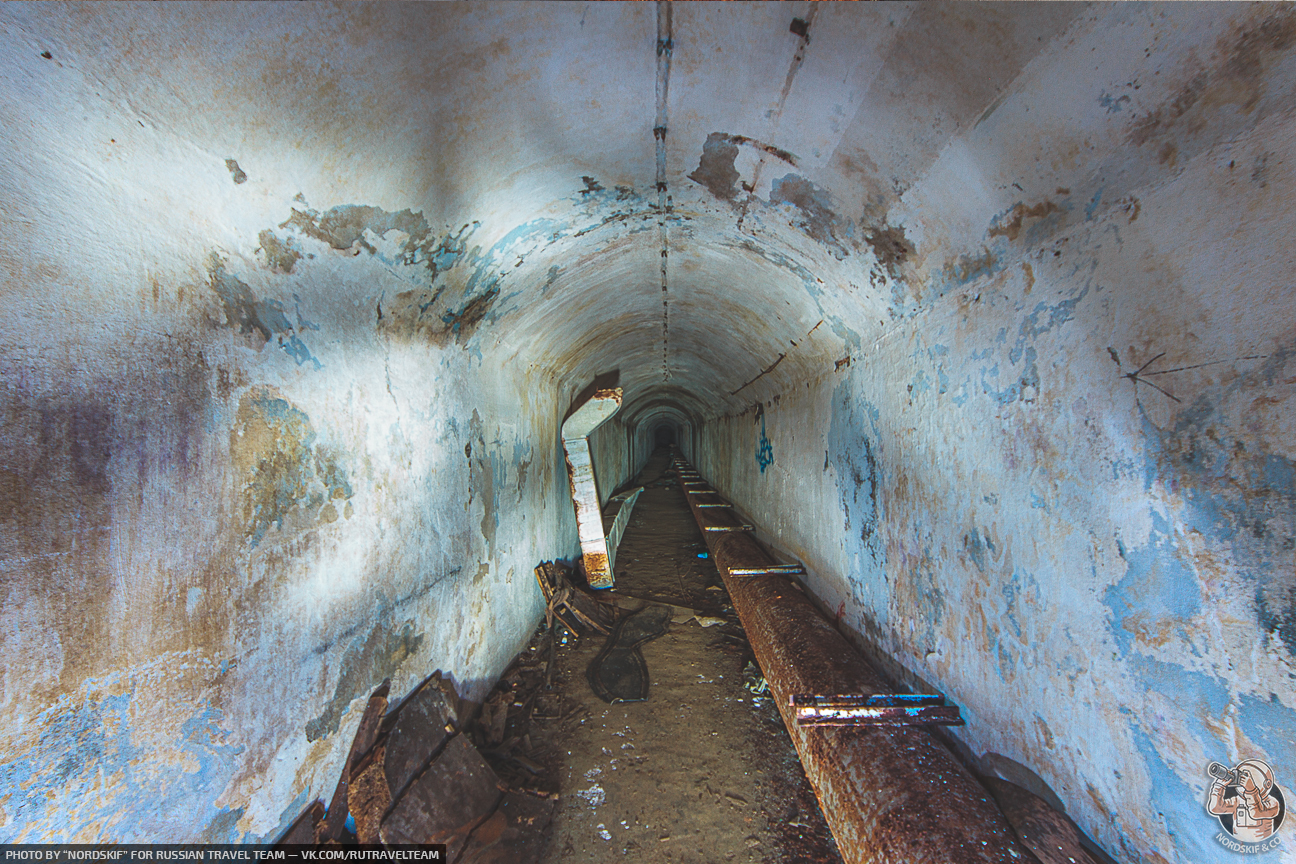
1206 759 1286 853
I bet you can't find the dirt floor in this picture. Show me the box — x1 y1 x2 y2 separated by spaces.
530 450 843 864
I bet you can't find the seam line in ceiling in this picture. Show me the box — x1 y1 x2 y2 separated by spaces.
737 3 819 236
655 0 673 382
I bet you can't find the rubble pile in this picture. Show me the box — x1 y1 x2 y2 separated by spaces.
277 561 623 860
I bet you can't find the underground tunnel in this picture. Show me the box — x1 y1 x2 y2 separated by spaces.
1 3 1295 862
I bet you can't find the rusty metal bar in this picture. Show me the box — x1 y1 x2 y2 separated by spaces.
792 694 964 728
728 564 805 576
673 457 1039 864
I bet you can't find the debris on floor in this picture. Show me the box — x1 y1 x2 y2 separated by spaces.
540 449 844 863
586 604 672 703
278 670 558 864
533 560 615 638
279 452 842 863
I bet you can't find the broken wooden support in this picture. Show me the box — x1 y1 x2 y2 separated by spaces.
533 561 612 635
674 458 1040 864
454 791 558 864
982 778 1105 864
792 694 964 727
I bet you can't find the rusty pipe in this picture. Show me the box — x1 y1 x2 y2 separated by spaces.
673 456 1039 864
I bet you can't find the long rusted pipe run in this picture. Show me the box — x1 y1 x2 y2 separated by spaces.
673 454 1040 864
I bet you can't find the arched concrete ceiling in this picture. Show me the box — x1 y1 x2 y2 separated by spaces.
3 2 1093 420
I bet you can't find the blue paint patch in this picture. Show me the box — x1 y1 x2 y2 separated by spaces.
891 243 1009 316
0 695 243 842
769 174 851 260
828 381 885 582
207 255 322 370
1237 694 1296 776
541 265 561 295
1103 510 1203 655
964 526 995 573
1129 654 1231 744
1127 722 1216 862
1138 372 1296 655
249 789 310 845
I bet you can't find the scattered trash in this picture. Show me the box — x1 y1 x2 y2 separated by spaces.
742 661 769 696
693 615 726 628
697 552 709 559
597 824 612 841
578 784 606 808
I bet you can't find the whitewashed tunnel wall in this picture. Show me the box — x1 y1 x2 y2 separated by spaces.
1 4 1294 861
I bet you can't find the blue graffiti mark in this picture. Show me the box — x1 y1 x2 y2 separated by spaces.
756 415 774 474
1098 91 1131 113
1103 510 1203 656
1085 188 1104 221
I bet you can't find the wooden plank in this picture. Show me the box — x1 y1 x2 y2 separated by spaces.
320 681 390 841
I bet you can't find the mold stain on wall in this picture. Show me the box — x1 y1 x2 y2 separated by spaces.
230 389 353 548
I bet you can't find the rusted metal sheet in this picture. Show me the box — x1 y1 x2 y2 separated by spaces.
562 387 623 588
672 457 1039 864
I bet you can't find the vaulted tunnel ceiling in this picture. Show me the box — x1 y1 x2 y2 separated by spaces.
7 0 1296 852
2 2 1097 422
